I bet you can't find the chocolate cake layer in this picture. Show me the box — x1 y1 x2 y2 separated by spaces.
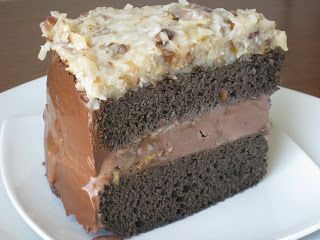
95 48 285 150
99 133 268 237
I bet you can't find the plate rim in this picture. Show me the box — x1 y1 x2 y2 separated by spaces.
0 120 53 240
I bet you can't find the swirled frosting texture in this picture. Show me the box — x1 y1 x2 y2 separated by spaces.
39 0 287 107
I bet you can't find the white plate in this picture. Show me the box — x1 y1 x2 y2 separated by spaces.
1 114 320 240
0 77 319 240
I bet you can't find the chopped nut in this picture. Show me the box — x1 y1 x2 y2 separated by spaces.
162 49 175 63
136 154 157 170
155 28 175 47
41 16 58 41
136 161 144 170
162 28 175 40
218 89 229 102
225 19 235 30
229 41 237 54
145 154 157 163
112 167 121 185
248 30 260 39
46 16 57 26
155 33 162 45
108 43 129 55
171 9 187 20
118 44 129 54
261 39 271 53
172 14 179 21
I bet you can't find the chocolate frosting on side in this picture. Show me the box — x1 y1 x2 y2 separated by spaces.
45 54 271 232
44 54 100 231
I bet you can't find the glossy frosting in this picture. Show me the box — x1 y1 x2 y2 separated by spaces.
44 54 100 231
44 55 271 232
39 0 287 107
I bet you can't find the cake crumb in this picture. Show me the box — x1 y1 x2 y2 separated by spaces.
218 89 229 102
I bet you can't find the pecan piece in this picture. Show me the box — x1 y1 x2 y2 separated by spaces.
248 30 260 39
218 89 229 102
162 28 175 40
162 49 175 63
155 28 175 47
225 19 235 31
46 16 57 26
229 41 237 54
108 43 129 55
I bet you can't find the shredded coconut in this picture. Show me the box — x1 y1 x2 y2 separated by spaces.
39 1 287 106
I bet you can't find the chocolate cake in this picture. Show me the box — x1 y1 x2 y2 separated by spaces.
39 0 287 237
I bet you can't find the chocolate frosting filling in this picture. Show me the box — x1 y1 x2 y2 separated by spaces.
44 55 271 232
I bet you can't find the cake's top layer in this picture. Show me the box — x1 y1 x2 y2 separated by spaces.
39 0 287 107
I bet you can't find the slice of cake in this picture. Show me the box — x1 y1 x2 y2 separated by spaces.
39 0 287 237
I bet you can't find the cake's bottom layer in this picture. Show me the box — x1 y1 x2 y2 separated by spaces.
99 133 268 237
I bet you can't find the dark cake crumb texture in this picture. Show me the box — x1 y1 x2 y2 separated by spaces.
99 133 268 237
